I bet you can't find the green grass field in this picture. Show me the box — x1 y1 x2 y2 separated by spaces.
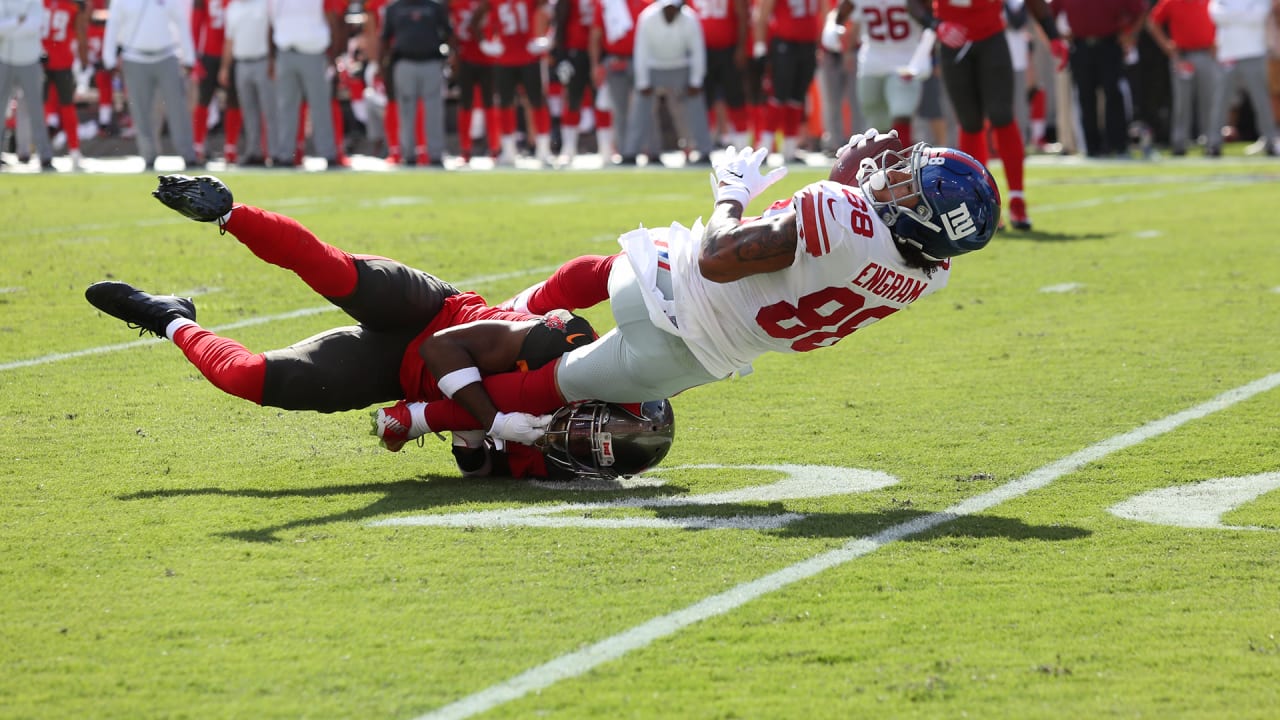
2 157 1279 719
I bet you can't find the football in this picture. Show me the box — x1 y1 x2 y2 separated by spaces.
829 130 905 186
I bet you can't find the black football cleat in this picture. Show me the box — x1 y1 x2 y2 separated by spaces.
85 281 196 338
152 174 233 222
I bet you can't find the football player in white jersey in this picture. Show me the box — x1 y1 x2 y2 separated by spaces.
403 129 1003 442
823 0 925 145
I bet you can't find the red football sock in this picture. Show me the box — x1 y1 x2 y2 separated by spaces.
193 104 209 148
891 119 912 148
991 122 1025 193
172 325 267 404
385 99 401 159
223 205 358 297
223 107 242 158
330 100 346 160
59 105 80 151
486 107 502 154
457 105 473 157
521 255 616 314
958 128 988 166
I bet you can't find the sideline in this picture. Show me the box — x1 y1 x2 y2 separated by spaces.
0 266 559 373
413 370 1280 720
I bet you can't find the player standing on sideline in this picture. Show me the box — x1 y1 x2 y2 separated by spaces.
476 0 554 165
693 0 750 149
826 0 924 147
589 0 648 163
82 175 612 478
379 0 451 167
40 0 89 169
221 0 276 166
191 0 243 164
1 0 55 170
103 0 200 170
268 0 345 169
551 0 594 164
754 0 823 163
450 0 500 163
905 0 1066 231
476 130 998 423
83 0 114 134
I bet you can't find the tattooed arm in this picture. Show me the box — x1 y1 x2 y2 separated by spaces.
698 199 799 283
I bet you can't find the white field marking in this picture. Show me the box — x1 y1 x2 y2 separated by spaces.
1040 283 1083 294
371 465 898 531
413 369 1280 720
0 265 561 374
1134 230 1163 239
0 286 24 293
1108 472 1280 530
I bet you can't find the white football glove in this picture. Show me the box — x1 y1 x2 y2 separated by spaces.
709 146 789 208
820 16 846 53
526 36 552 55
488 411 552 445
479 38 505 58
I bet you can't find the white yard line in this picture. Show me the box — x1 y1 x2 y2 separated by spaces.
0 266 559 373
414 369 1280 720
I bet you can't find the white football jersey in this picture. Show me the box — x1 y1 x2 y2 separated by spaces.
849 0 922 77
621 180 950 379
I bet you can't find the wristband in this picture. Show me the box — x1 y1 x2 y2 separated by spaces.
437 367 482 398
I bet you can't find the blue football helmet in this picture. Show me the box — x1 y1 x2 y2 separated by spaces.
859 143 1001 260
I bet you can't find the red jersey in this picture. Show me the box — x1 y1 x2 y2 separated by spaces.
933 0 1004 43
483 0 547 66
558 0 594 51
768 0 821 43
365 0 389 29
191 0 227 57
1149 0 1215 51
85 0 106 65
692 0 741 50
399 292 538 401
591 0 646 57
42 0 83 70
451 0 488 64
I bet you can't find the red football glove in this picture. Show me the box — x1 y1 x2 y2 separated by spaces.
1050 38 1069 71
936 21 968 49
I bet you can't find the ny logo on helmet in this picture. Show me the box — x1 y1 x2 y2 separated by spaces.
940 203 975 241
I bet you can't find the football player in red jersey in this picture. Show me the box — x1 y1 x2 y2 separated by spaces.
753 0 823 162
693 0 751 149
84 176 607 479
475 0 555 164
191 0 243 164
83 0 113 133
551 0 600 163
41 0 88 168
905 0 1066 231
588 0 648 161
450 0 501 163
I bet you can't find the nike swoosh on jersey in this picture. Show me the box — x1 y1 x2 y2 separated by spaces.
566 333 587 344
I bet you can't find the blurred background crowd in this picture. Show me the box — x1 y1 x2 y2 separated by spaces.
2 0 1279 175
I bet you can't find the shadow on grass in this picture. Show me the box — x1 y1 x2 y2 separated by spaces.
772 509 1090 542
999 227 1108 244
119 480 1088 545
116 475 693 543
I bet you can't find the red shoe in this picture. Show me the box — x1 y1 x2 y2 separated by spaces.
1009 196 1033 231
371 400 426 452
